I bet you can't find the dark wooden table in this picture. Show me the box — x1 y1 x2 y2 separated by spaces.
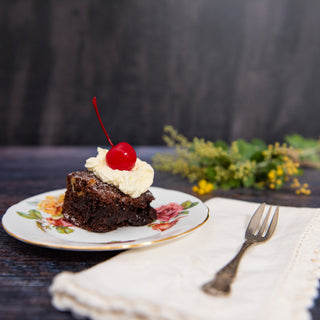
1 146 320 319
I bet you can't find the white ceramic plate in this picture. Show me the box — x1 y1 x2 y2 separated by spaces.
2 187 209 251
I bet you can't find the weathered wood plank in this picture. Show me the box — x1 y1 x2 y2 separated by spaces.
1 0 320 146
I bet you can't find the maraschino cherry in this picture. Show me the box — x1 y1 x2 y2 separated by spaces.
92 97 137 171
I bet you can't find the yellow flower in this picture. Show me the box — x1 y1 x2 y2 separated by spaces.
291 178 311 196
290 180 300 188
38 195 65 215
298 187 311 195
268 170 276 180
199 179 207 189
192 186 199 193
276 166 283 176
193 180 214 195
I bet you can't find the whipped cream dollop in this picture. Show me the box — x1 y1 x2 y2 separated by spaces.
85 147 154 198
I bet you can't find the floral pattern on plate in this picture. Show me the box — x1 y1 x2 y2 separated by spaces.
2 187 209 251
17 195 199 235
18 194 74 234
150 200 198 231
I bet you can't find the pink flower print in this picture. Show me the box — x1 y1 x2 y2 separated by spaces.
151 216 184 231
156 203 184 221
46 217 74 227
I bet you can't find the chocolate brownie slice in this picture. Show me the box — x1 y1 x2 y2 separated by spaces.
62 171 156 232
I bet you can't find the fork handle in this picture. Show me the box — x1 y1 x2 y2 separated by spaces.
202 240 252 296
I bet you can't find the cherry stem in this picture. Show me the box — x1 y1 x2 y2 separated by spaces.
92 97 114 147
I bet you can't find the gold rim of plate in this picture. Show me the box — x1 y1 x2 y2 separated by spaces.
2 187 210 251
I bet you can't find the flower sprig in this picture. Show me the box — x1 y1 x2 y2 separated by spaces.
192 179 214 195
152 126 320 196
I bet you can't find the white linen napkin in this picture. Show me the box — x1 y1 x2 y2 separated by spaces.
50 198 320 320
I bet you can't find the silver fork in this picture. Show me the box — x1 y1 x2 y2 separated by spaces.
201 203 279 296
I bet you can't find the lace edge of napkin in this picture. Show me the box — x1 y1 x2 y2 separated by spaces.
269 209 320 320
50 272 197 320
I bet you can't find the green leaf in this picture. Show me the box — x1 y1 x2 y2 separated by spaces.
17 211 41 220
220 182 231 190
201 157 214 166
63 227 74 234
51 214 63 220
181 200 192 209
205 167 216 181
235 139 261 160
55 227 66 233
36 221 46 232
181 200 199 210
250 151 265 162
285 135 320 165
55 226 74 234
285 134 319 149
214 154 231 167
220 179 241 190
28 209 42 219
242 175 255 187
251 138 267 149
214 140 228 150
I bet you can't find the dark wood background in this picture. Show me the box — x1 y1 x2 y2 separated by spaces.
1 0 320 146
